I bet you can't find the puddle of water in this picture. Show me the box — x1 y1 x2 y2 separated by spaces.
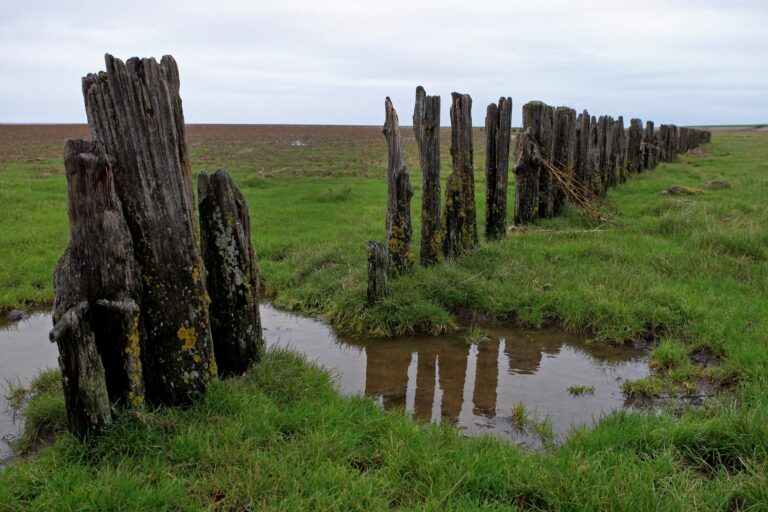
0 310 58 464
260 306 649 447
0 304 648 462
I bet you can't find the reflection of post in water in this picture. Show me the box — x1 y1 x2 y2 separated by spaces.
364 340 472 424
410 343 471 423
436 344 469 422
472 340 499 417
364 343 411 409
503 336 560 375
414 347 438 420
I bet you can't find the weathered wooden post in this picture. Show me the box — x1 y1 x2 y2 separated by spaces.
586 115 601 194
514 101 554 223
198 170 263 376
367 241 388 304
678 127 690 153
82 54 215 405
615 116 627 182
659 124 679 162
596 115 608 194
642 121 655 170
626 118 644 174
573 111 591 186
413 86 441 265
552 106 576 215
484 97 512 240
52 139 144 437
534 104 556 218
608 116 624 187
514 127 541 225
383 97 414 274
442 92 478 257
603 116 617 192
670 125 679 158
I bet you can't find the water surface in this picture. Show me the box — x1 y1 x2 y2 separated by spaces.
1 304 648 462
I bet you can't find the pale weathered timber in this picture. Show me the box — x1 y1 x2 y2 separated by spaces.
52 139 144 437
552 106 576 215
642 121 656 170
413 86 441 265
626 118 644 174
367 241 388 305
82 54 215 405
484 97 512 240
442 92 478 257
198 170 263 376
383 97 414 274
513 126 542 225
573 111 591 186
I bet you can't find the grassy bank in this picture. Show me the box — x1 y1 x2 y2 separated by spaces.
1 125 767 509
1 349 766 510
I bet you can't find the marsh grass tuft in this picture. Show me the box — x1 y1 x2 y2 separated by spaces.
464 325 491 344
510 401 529 429
567 385 595 396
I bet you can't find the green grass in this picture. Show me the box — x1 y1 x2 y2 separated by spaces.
567 385 595 396
1 127 768 509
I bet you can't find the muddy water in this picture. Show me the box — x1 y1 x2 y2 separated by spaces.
262 307 649 447
0 311 59 464
1 305 648 462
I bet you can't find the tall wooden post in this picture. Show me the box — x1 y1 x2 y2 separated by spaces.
82 54 215 406
52 139 144 437
587 115 601 193
413 86 441 265
514 101 553 224
552 106 576 215
596 115 609 195
198 170 263 377
367 241 388 305
484 97 512 240
533 104 556 218
573 111 591 187
626 118 644 175
615 116 627 183
604 116 618 191
642 121 656 170
442 92 477 257
514 127 541 225
383 97 414 275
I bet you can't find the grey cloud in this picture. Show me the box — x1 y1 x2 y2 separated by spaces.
0 0 766 125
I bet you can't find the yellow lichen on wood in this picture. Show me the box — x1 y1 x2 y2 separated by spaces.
177 325 197 352
125 316 141 358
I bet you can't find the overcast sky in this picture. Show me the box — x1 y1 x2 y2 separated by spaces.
1 0 766 126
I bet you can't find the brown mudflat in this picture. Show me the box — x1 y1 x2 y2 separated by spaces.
0 124 488 179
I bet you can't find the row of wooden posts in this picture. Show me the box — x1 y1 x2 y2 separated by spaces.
368 88 711 304
52 55 264 436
